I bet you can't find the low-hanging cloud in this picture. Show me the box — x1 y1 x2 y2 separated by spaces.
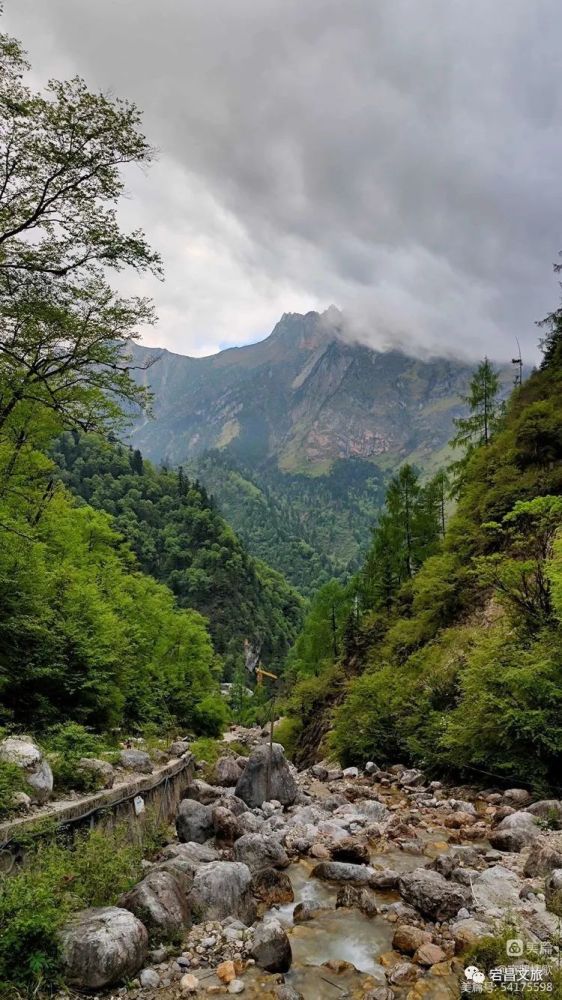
5 0 562 363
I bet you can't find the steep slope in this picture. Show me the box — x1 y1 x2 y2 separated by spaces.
130 308 478 473
53 433 303 677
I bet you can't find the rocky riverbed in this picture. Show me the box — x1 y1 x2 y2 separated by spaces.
52 728 562 1000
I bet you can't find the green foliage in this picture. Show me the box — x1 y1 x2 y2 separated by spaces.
0 762 29 816
450 357 502 489
287 579 351 679
0 827 144 994
53 433 304 677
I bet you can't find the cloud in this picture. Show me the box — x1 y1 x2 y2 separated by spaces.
4 0 562 362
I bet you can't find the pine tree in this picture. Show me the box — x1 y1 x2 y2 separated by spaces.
449 358 501 489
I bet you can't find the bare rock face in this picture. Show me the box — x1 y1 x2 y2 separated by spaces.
235 743 297 808
176 798 214 844
398 868 469 921
0 736 53 803
233 832 289 872
118 749 153 774
214 756 243 786
119 870 190 935
188 861 256 924
59 907 148 989
251 916 292 973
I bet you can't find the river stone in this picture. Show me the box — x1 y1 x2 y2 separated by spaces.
235 743 297 808
414 942 446 966
293 901 324 923
188 861 256 924
331 837 371 865
275 986 304 1000
59 906 148 989
489 811 540 852
0 736 53 803
176 798 214 844
392 925 432 955
398 868 469 921
388 961 421 985
251 916 292 973
451 917 492 951
472 865 521 911
523 836 562 877
234 832 289 872
78 757 115 789
251 867 294 905
312 861 373 885
336 884 378 915
370 868 400 890
214 756 244 786
140 968 161 988
118 749 153 773
354 799 389 823
212 805 244 845
310 764 329 781
119 870 190 935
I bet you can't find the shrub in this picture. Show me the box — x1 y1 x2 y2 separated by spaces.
0 762 30 816
272 717 301 759
44 723 114 794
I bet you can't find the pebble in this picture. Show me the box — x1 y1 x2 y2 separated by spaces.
228 981 245 995
139 968 160 988
180 972 200 993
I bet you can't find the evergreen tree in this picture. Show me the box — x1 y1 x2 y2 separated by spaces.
449 357 501 489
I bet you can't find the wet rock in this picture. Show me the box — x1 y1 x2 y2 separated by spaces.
489 811 540 852
414 943 446 966
117 749 153 773
388 961 421 985
214 756 243 786
523 836 562 877
212 805 244 845
545 869 562 915
234 832 289 872
251 867 294 906
59 906 148 989
274 985 304 1000
370 868 400 890
77 757 115 789
235 743 297 808
176 799 214 844
217 960 236 983
228 980 245 994
0 736 53 803
119 870 190 935
251 916 292 973
398 868 469 921
336 884 378 915
312 861 373 885
293 901 324 922
392 925 432 955
365 990 395 1000
188 861 256 924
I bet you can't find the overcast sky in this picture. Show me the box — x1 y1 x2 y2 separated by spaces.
5 1 562 362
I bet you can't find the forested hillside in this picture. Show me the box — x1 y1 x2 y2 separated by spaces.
190 452 387 594
285 299 562 792
54 433 303 675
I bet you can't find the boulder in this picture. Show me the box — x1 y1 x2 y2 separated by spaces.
169 740 191 757
310 764 329 781
119 870 190 935
523 836 562 878
489 811 540 853
251 867 294 906
312 861 373 886
235 743 297 808
293 900 324 923
392 925 432 955
184 778 223 805
545 869 562 916
214 756 243 787
59 907 148 989
238 811 265 834
117 749 153 774
414 943 446 966
370 868 400 890
159 841 218 879
0 736 53 803
212 805 244 845
336 885 378 915
526 800 562 822
451 917 492 951
251 916 292 973
234 832 289 872
400 769 425 787
176 798 214 844
472 865 521 911
188 861 256 924
77 757 115 789
398 868 469 921
503 788 532 807
331 837 370 865
140 968 160 988
388 962 421 986
215 793 248 815
343 766 359 778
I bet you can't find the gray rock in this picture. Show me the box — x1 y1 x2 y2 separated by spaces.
214 756 243 786
251 916 292 972
489 811 540 852
400 768 425 787
310 764 329 781
293 900 324 922
118 749 153 774
0 736 53 803
275 985 304 1000
184 778 223 804
59 906 148 989
523 837 562 878
234 832 289 872
398 868 469 921
212 805 244 845
119 870 190 935
526 800 562 822
238 811 265 834
235 743 297 808
78 757 115 789
188 861 256 924
169 740 191 757
215 793 249 815
176 798 214 844
503 788 532 807
336 884 378 915
365 761 380 775
354 799 389 823
312 861 373 885
140 968 161 988
472 865 521 911
370 868 400 890
343 766 359 778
